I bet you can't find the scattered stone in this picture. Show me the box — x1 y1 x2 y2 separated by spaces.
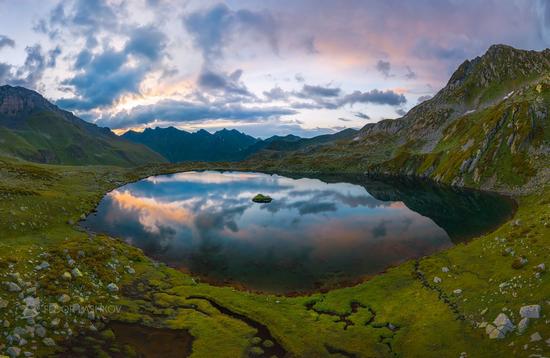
520 305 541 319
22 308 38 319
493 313 515 335
441 267 449 273
35 325 46 338
71 268 83 278
534 263 545 273
517 317 529 334
34 262 49 271
530 332 542 342
0 298 8 309
61 272 72 280
58 294 71 304
106 283 119 292
486 324 505 339
42 338 55 347
480 308 488 315
6 347 21 358
512 256 528 269
433 276 442 284
125 266 135 274
5 282 21 292
453 289 462 295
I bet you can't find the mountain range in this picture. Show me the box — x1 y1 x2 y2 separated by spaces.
249 44 549 192
122 126 358 162
0 85 165 166
0 44 548 192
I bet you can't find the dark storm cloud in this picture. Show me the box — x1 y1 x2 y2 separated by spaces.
0 35 15 50
183 3 279 63
299 84 341 98
5 44 60 89
376 60 392 78
125 26 168 62
340 89 407 106
57 26 168 110
97 99 297 129
198 69 254 97
354 112 370 120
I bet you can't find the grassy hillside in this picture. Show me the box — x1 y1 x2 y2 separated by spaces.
0 85 166 166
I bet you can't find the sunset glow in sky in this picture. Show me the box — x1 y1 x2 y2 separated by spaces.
1 0 549 137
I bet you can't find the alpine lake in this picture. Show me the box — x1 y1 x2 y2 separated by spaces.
82 171 515 294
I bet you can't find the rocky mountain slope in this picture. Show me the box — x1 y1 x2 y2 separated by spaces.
123 126 357 163
248 45 550 193
122 126 259 162
0 85 166 166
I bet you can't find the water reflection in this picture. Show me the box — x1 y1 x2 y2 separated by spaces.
83 171 514 293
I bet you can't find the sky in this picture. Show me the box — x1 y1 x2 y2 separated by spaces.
0 0 549 138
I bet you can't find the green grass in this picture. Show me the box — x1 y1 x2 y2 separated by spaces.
0 156 548 357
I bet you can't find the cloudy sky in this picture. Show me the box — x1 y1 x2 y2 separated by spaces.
0 0 549 137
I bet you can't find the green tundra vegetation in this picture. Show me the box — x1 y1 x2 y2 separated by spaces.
0 45 548 357
0 155 547 357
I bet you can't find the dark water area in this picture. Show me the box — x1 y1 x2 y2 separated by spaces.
82 171 514 294
109 322 194 358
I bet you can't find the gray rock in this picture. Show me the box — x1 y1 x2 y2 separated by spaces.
0 298 8 308
42 338 55 347
71 268 83 278
106 283 119 292
5 282 21 292
35 325 46 338
22 308 38 319
530 332 542 342
433 276 442 284
520 305 541 319
485 324 505 339
517 317 529 334
6 346 21 357
58 294 70 304
441 267 450 273
23 296 39 308
34 262 49 271
493 313 514 334
453 289 462 295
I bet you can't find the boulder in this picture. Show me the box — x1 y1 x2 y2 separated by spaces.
106 283 119 292
5 282 21 292
493 313 514 334
6 347 21 358
530 332 542 342
517 317 529 334
71 268 83 278
519 305 541 319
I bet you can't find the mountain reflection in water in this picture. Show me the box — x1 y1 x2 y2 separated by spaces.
83 171 514 293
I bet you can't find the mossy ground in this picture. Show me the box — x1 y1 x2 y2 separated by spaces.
0 157 548 357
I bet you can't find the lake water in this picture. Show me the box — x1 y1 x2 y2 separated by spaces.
82 171 514 293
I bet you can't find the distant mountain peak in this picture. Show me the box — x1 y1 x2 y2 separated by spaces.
0 85 59 118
